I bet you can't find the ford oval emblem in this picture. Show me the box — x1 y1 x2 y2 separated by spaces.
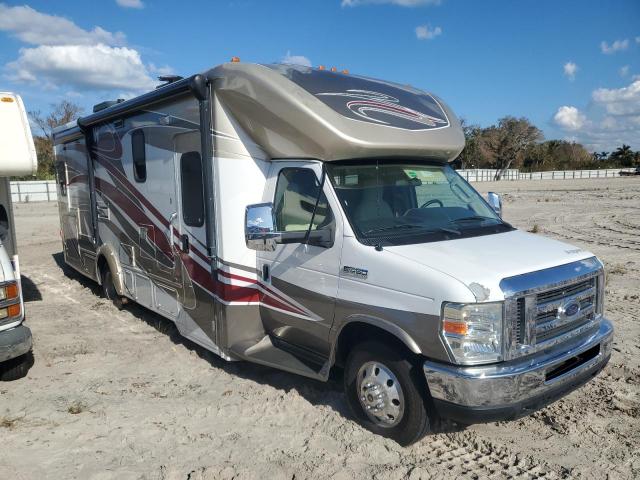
563 302 580 318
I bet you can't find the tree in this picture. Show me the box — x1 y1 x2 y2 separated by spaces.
453 118 484 169
27 100 84 179
477 116 543 179
610 144 634 167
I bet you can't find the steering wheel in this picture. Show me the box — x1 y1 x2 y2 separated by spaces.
420 199 444 208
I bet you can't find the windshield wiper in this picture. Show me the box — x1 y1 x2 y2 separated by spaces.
364 224 461 236
449 216 495 224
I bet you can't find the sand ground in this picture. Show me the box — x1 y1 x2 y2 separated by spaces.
1 177 638 479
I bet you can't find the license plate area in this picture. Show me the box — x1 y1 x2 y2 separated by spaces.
545 344 600 382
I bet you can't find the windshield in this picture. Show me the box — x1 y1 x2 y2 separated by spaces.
326 160 512 246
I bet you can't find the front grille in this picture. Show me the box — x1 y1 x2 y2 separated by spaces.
534 277 596 345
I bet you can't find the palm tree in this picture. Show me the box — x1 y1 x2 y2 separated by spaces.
612 144 634 167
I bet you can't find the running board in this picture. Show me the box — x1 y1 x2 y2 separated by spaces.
229 335 329 381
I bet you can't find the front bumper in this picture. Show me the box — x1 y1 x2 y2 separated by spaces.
0 324 33 363
423 318 613 424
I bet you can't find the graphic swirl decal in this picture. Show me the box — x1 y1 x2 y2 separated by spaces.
316 89 449 130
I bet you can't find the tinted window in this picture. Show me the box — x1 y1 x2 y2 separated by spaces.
274 168 333 232
180 151 204 227
132 129 146 182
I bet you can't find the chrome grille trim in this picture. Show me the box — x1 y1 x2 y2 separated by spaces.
500 257 604 361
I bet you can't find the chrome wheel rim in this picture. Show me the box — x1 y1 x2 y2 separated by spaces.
356 361 404 428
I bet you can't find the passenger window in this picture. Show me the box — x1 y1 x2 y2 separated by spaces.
274 168 333 233
180 151 204 227
131 129 146 182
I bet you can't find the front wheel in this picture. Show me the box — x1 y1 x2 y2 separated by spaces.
101 265 124 310
344 340 434 446
0 351 34 381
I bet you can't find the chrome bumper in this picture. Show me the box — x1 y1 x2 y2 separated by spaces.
424 318 613 423
0 324 32 363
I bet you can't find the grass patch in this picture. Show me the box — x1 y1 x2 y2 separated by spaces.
67 401 85 415
609 264 628 276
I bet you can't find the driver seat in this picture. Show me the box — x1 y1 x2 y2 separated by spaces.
353 186 395 223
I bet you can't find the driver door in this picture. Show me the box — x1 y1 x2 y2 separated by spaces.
257 161 343 361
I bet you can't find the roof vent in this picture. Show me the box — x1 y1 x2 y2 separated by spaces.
156 75 184 89
92 99 125 113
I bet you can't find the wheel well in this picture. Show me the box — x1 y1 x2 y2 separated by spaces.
97 255 108 282
334 322 417 368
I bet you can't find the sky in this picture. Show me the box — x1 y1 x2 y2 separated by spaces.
0 0 638 152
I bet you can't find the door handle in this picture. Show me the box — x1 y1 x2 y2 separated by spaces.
180 234 190 253
168 212 178 246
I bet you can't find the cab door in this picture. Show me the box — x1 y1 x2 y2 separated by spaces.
257 161 343 360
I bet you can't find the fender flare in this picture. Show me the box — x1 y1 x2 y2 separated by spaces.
95 244 125 296
329 314 423 366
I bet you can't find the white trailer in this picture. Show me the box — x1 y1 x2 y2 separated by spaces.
0 92 37 380
53 62 612 445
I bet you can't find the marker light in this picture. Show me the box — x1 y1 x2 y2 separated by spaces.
342 69 349 74
330 67 337 72
230 56 241 63
0 282 19 301
318 65 326 70
1 97 14 103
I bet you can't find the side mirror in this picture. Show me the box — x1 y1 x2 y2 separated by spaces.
245 203 334 251
487 192 502 218
245 203 278 251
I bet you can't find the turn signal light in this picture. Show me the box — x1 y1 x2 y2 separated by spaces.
5 283 19 300
7 303 21 318
443 320 468 336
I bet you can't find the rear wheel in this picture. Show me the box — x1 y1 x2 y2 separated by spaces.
0 351 34 381
101 265 123 310
344 340 434 446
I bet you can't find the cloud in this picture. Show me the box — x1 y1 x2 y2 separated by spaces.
554 106 586 131
563 61 578 81
592 79 640 116
6 44 156 91
0 3 167 94
342 0 441 6
416 25 442 40
116 0 144 8
281 51 312 67
553 79 640 150
619 65 630 77
600 39 629 54
0 3 126 46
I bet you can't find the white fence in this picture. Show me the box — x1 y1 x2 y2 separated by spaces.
10 180 57 202
458 168 635 182
7 168 638 202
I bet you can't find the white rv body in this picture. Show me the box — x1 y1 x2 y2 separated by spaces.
0 92 36 373
52 64 612 444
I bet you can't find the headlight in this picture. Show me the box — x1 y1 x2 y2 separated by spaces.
441 302 503 365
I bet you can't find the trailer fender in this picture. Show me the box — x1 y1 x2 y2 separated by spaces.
95 245 125 296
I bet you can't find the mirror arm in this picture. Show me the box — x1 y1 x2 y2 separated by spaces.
304 164 327 244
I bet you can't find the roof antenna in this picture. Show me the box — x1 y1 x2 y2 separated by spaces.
156 75 184 89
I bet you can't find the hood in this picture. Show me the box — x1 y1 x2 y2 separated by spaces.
385 229 594 302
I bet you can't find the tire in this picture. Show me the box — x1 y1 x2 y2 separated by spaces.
344 340 434 446
0 351 34 381
101 265 124 310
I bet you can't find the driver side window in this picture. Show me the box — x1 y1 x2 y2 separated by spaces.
274 168 333 233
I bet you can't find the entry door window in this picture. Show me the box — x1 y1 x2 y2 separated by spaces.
180 151 204 227
273 168 333 233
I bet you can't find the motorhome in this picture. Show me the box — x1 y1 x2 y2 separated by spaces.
0 92 37 381
53 62 613 445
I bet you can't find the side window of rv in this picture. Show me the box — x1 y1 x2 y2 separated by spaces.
274 168 333 233
131 129 146 182
180 151 204 227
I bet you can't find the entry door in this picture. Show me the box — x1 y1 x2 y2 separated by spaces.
174 131 207 310
257 161 343 359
